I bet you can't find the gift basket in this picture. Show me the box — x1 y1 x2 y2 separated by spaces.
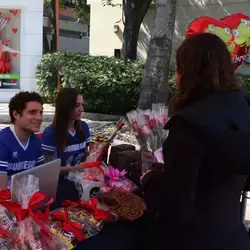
0 175 68 250
127 103 168 171
68 162 137 202
49 196 114 247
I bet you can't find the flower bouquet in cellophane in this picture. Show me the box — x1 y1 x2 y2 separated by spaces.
0 175 68 250
127 103 168 171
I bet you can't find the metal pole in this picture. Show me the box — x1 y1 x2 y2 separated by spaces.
55 0 61 91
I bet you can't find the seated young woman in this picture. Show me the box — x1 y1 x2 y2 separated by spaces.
42 88 90 203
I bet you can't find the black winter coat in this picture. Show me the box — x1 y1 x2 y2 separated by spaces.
142 90 250 250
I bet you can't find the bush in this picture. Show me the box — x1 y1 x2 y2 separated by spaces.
36 52 144 114
36 52 177 114
240 75 250 99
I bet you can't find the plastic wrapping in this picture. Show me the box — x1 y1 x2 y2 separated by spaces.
0 175 68 250
127 103 168 171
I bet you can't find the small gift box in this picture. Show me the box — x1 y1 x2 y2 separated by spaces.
68 162 106 201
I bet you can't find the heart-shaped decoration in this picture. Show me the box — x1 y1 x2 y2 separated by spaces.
11 79 17 83
186 13 250 69
12 28 18 34
10 10 18 16
4 39 10 46
11 52 18 57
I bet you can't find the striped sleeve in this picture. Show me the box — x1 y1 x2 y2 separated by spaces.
0 143 9 174
42 127 56 155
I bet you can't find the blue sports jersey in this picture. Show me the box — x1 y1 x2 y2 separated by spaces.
42 121 90 167
0 126 44 177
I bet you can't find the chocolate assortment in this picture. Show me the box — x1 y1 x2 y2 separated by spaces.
102 191 146 222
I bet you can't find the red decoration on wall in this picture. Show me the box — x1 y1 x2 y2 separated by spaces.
186 13 250 70
0 12 3 17
11 79 17 83
5 17 11 23
9 10 18 16
4 39 10 46
11 52 18 57
0 33 3 38
12 28 18 34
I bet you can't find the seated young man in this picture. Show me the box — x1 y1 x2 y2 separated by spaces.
0 92 44 185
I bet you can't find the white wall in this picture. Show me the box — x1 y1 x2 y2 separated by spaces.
0 0 43 102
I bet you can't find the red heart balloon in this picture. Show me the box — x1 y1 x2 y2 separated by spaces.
12 28 18 34
186 13 250 69
4 39 10 46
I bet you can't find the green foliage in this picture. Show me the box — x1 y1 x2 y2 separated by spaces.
240 75 250 99
73 0 90 22
36 53 144 114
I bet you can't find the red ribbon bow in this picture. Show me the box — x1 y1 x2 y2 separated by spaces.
62 197 111 222
0 191 53 236
81 161 105 176
50 208 85 242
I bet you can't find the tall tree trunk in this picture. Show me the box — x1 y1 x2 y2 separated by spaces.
43 26 50 53
137 0 177 109
50 0 57 52
123 0 152 62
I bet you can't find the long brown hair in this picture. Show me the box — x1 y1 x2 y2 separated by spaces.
53 88 85 150
171 33 240 112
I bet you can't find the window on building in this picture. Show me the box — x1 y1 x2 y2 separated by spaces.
59 29 83 39
114 49 121 58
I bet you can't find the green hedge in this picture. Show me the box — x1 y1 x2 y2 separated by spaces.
36 52 250 114
36 53 144 114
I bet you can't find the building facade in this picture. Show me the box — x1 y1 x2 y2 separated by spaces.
0 0 43 101
88 0 250 69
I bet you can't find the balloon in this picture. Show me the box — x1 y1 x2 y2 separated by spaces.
186 13 250 69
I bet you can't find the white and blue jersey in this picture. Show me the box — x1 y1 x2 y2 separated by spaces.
42 121 90 167
0 126 44 178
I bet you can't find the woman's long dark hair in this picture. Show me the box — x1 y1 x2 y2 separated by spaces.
171 33 240 112
53 88 85 150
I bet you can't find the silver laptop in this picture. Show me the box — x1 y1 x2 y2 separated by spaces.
0 173 7 191
11 159 61 202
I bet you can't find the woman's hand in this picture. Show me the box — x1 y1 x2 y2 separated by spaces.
71 165 85 172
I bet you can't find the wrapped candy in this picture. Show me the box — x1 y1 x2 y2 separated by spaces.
0 175 68 250
50 197 112 243
49 207 86 249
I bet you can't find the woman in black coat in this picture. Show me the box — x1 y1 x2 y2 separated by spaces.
141 33 250 250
